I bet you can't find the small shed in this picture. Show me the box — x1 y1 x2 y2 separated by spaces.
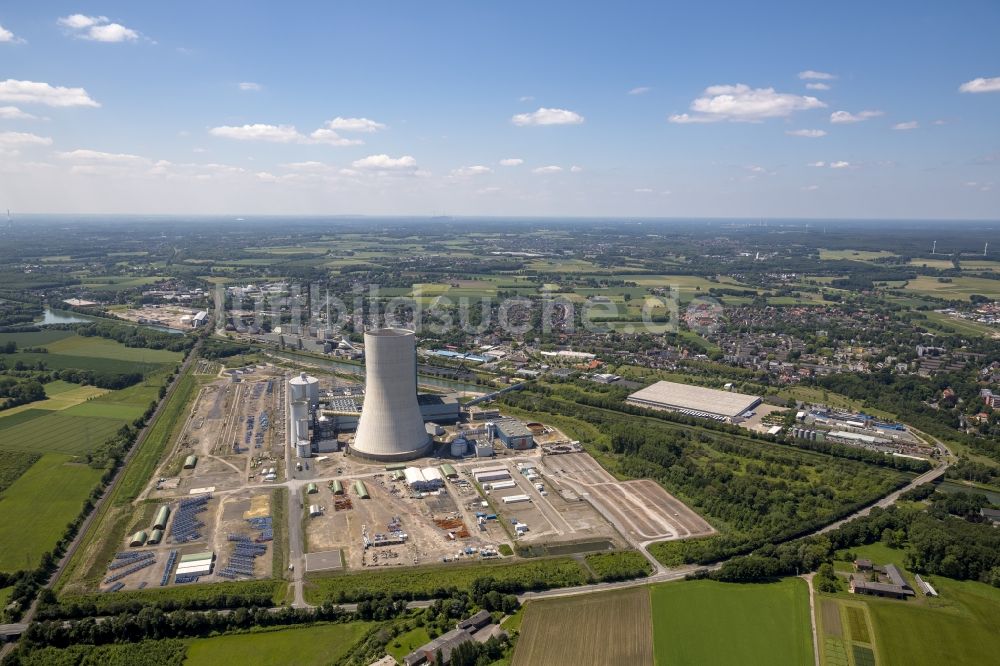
183 455 198 469
306 482 318 494
129 530 148 547
354 480 370 499
147 528 164 545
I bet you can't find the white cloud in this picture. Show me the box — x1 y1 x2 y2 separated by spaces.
628 86 651 95
959 76 1000 94
519 95 534 102
512 107 584 126
58 14 101 29
476 186 501 195
0 131 52 147
210 124 302 143
667 113 716 124
59 15 139 42
807 161 826 167
58 149 149 163
325 117 386 132
798 70 836 80
892 121 919 131
829 161 851 169
451 165 492 177
0 23 24 43
805 82 830 91
802 184 820 191
0 79 100 107
786 129 827 138
351 154 417 171
281 161 331 171
668 84 825 123
634 188 653 193
570 165 583 173
0 106 37 120
830 110 883 124
308 128 363 146
532 165 563 174
238 82 262 92
499 158 523 166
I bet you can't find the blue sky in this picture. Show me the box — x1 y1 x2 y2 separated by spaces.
1 1 998 218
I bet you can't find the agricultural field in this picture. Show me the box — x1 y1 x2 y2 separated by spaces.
0 454 102 572
184 622 373 666
512 587 653 666
651 578 813 666
900 275 1000 300
820 249 897 261
821 545 1000 666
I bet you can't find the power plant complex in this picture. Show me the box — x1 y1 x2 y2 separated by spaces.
350 328 434 461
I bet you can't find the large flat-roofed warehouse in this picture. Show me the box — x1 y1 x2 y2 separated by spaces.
626 380 762 422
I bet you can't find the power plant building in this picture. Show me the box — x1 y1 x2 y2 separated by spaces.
350 329 433 462
289 372 320 407
493 418 535 450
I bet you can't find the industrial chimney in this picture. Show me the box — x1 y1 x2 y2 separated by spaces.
351 328 432 461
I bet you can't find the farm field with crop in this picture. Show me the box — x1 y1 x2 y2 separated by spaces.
512 587 652 666
184 622 372 666
651 578 812 666
901 275 1000 300
0 453 102 572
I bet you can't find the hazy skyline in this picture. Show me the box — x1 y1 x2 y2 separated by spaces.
1 1 999 218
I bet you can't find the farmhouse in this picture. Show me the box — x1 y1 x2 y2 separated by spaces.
849 561 915 599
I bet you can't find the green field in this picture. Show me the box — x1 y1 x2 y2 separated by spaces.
0 454 102 572
651 578 813 666
901 275 1000 300
866 578 1000 666
2 331 182 376
822 546 1000 666
387 626 433 663
184 622 372 666
0 411 126 455
0 382 109 420
820 249 897 261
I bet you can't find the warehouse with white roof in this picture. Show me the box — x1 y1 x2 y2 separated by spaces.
626 380 762 422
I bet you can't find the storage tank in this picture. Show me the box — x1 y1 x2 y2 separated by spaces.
296 439 311 458
350 329 433 461
291 400 310 442
289 372 320 407
450 438 468 457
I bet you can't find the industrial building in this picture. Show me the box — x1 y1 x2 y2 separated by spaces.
417 393 461 422
403 466 445 491
493 417 535 450
626 380 762 421
850 561 915 599
289 372 320 407
350 329 433 462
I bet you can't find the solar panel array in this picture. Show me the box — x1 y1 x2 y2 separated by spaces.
160 549 178 586
218 516 272 579
107 550 154 571
170 494 210 543
104 555 156 585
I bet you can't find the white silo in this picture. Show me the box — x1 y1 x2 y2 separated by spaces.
289 372 319 407
351 328 432 461
296 439 311 458
291 400 310 442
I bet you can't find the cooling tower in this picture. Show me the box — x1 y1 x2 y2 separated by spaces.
351 328 432 461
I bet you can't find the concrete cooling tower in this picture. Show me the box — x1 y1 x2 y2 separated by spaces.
351 328 432 461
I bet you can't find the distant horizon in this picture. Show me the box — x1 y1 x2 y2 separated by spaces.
7 213 1000 225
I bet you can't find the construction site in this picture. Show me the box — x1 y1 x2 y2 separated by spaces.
72 327 719 594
